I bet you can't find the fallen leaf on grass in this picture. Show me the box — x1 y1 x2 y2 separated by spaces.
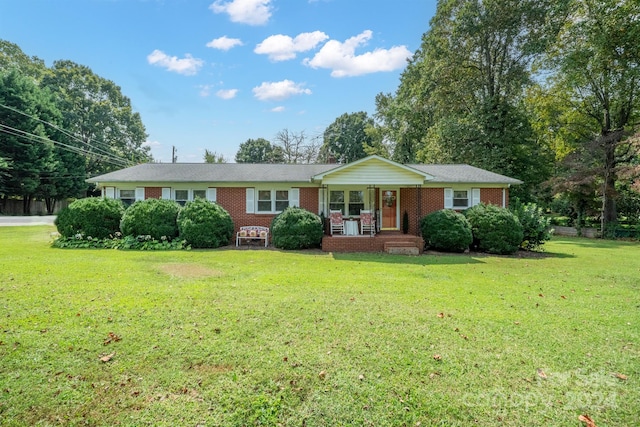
561 295 567 299
433 354 442 361
536 368 547 379
538 293 544 297
103 332 121 345
99 352 115 363
318 370 326 379
578 414 597 427
613 373 628 380
437 312 444 318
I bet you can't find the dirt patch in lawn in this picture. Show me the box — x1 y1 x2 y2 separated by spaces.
157 263 224 279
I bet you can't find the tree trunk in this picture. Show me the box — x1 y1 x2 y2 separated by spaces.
45 197 56 214
601 135 618 234
22 195 32 215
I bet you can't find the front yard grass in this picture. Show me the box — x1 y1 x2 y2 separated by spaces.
1 226 639 426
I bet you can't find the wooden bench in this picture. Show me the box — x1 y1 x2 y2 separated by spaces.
236 226 269 247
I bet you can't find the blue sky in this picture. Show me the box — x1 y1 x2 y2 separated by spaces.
1 0 436 163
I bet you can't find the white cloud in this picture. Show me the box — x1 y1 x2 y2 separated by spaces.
147 49 204 76
252 80 312 101
216 89 239 99
271 106 285 112
199 85 214 97
142 140 161 147
209 0 272 25
303 30 412 77
206 36 244 51
255 31 329 61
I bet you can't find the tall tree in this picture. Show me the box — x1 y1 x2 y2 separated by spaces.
41 60 151 175
319 112 377 164
0 70 56 213
235 138 284 163
376 0 563 197
203 149 227 163
0 39 46 78
273 129 322 164
542 0 640 231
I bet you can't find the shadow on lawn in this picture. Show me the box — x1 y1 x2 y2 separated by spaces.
331 252 485 265
551 235 639 250
331 248 575 265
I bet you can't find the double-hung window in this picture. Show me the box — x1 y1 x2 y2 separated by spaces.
257 190 289 213
329 191 345 214
445 188 480 209
329 190 365 216
119 189 135 207
275 190 289 212
175 190 189 206
453 190 469 208
348 191 364 216
193 189 206 200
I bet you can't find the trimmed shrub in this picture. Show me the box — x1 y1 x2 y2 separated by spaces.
177 198 234 248
511 200 552 250
55 197 124 239
420 209 473 252
464 203 524 255
271 207 323 250
120 198 181 240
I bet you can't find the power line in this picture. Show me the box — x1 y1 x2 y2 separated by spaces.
0 102 136 166
0 124 131 168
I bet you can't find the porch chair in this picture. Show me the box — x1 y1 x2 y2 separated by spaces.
329 209 345 235
360 210 376 235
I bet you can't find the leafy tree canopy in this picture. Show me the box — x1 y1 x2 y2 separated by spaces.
42 60 151 175
319 112 378 164
235 138 284 163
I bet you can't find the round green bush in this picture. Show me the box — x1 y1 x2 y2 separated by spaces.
177 198 234 248
120 198 181 240
420 209 472 252
55 197 124 239
464 203 524 255
271 207 323 250
510 200 552 250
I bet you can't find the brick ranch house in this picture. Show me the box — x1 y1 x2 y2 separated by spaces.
87 155 522 253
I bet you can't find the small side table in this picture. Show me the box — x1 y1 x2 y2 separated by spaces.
344 220 359 236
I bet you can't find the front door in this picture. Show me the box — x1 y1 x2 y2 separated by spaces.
381 190 397 229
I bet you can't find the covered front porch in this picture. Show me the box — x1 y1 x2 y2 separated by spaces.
321 231 424 254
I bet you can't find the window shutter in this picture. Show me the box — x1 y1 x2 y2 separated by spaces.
246 188 255 213
104 187 115 199
318 189 326 215
135 187 145 201
472 188 481 206
161 187 171 199
207 188 217 202
289 188 300 208
444 188 453 209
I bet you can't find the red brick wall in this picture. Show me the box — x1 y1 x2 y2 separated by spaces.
481 188 505 207
399 188 445 235
216 187 319 244
145 187 162 199
300 187 319 214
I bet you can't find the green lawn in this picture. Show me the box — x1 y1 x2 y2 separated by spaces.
1 226 638 426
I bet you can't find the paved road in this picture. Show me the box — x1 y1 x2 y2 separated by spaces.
0 215 56 226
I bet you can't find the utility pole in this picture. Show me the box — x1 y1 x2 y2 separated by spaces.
172 146 177 163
